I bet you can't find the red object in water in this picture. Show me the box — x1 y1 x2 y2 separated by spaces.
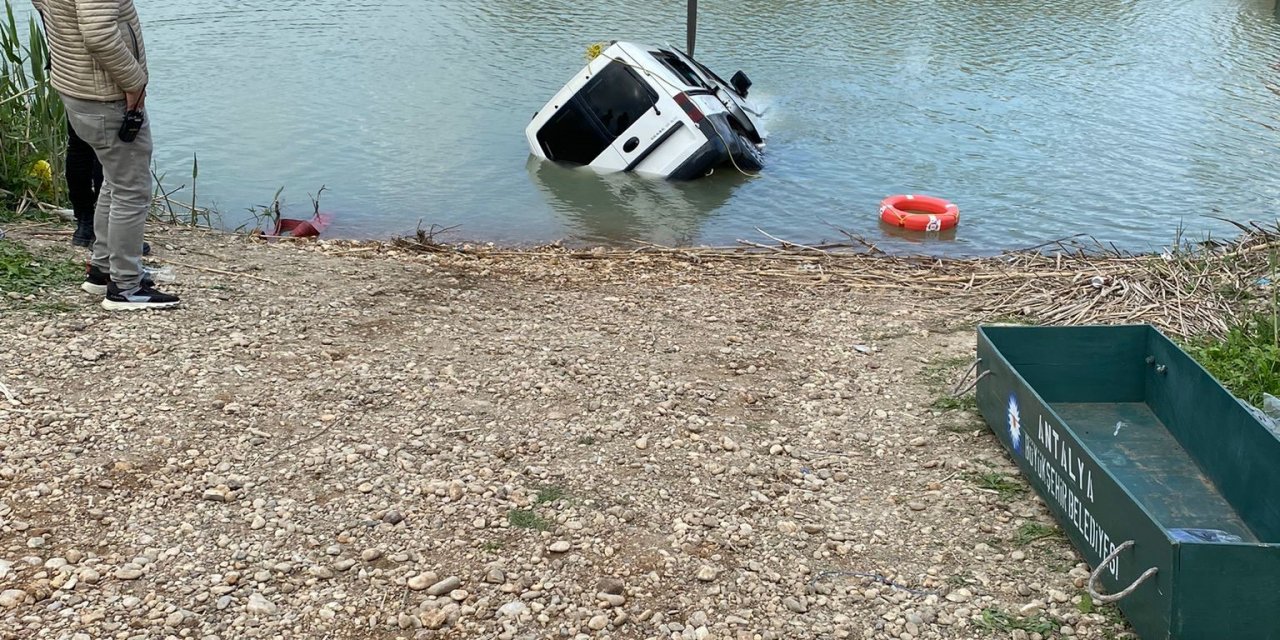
272 213 333 238
879 194 959 232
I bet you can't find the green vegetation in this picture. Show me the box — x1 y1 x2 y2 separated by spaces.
507 509 551 531
1 2 66 206
1186 312 1280 407
1014 521 1064 546
0 237 79 296
967 471 1028 501
933 393 978 412
535 485 567 505
975 608 1058 635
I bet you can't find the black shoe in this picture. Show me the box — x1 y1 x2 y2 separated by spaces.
82 265 153 296
71 220 95 247
101 281 179 311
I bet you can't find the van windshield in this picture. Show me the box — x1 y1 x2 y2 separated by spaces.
651 50 706 89
580 61 658 138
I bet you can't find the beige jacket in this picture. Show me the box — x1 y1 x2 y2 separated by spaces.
31 0 148 101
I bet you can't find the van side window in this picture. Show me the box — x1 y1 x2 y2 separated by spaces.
581 62 658 138
536 98 612 165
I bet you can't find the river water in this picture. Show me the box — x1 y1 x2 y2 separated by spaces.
21 0 1280 253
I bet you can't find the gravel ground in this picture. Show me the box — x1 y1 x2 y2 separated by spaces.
0 227 1133 639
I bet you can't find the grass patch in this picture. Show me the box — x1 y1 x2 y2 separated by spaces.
967 471 1028 501
1014 522 1065 546
507 509 551 531
933 393 978 412
1185 312 1280 407
0 238 80 296
1081 592 1133 637
535 485 567 505
481 540 504 552
576 435 596 446
975 608 1058 635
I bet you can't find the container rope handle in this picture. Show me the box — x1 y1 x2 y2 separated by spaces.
1087 540 1158 604
951 358 990 397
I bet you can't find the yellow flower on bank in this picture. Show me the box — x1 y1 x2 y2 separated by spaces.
30 159 52 186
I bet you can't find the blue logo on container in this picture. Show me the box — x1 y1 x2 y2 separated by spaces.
1007 393 1023 456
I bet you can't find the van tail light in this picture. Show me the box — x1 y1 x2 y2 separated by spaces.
674 93 705 124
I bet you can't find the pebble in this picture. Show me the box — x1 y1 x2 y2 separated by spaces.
598 577 625 595
361 548 383 562
588 614 609 630
908 501 927 511
0 589 25 609
246 593 277 616
450 589 469 602
202 487 230 502
115 565 143 580
421 609 449 630
548 541 571 553
427 576 461 596
250 515 266 529
696 566 719 582
486 568 505 584
383 510 405 525
78 568 100 584
408 573 436 591
1010 550 1027 561
783 597 808 613
498 601 527 618
635 437 649 450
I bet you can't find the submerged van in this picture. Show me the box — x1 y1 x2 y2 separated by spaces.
525 42 768 180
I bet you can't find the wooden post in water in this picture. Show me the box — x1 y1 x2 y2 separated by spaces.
687 0 698 56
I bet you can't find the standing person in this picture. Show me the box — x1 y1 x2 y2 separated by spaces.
65 119 151 258
33 0 178 310
65 116 103 248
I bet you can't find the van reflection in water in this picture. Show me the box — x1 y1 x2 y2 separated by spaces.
525 156 744 247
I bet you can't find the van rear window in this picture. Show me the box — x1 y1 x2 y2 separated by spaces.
581 62 658 138
537 98 612 165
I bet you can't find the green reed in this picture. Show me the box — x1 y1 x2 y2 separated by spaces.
1 0 66 207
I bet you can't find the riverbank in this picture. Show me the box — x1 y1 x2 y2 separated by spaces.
11 214 1280 640
0 221 1169 640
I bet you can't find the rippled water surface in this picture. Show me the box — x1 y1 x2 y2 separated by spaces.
25 1 1280 252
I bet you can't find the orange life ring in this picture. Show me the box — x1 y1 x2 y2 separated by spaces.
879 194 959 232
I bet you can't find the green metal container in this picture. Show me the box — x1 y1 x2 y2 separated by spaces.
975 325 1280 640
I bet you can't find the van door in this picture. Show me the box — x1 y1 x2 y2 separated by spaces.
534 96 625 170
578 61 667 172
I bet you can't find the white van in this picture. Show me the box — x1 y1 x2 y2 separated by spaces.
525 42 768 180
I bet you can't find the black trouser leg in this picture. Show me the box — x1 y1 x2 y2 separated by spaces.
66 118 101 223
